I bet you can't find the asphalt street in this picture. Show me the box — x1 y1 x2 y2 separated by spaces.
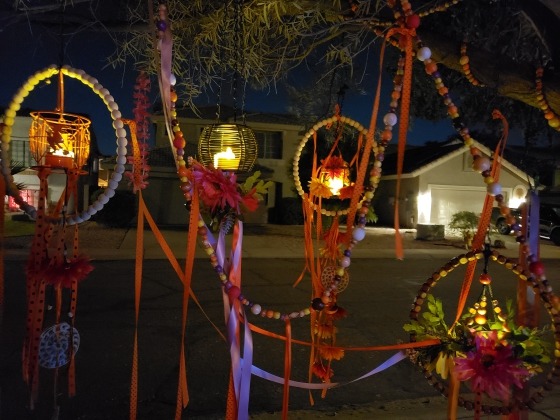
2 256 560 419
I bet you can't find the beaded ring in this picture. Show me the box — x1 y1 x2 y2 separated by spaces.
292 115 378 217
408 250 560 415
0 65 127 225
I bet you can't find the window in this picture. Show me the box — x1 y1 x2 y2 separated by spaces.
10 135 33 167
254 130 282 159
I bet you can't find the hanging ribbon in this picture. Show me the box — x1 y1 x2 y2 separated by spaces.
174 186 200 419
448 111 509 419
0 173 4 326
385 27 416 260
282 319 292 419
247 350 408 390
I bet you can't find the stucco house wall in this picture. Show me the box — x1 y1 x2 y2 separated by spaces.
373 141 531 229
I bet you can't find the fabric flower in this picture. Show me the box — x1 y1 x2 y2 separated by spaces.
314 322 336 339
241 188 259 212
192 163 243 212
308 178 332 199
311 362 333 381
337 185 355 200
40 256 94 288
318 346 345 361
454 331 530 401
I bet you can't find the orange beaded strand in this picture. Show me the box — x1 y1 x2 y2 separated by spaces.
535 67 560 131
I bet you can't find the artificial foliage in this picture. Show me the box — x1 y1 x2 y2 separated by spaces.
404 294 551 400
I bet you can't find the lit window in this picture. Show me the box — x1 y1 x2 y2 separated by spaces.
254 131 282 160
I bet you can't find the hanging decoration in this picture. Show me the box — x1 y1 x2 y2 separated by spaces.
0 65 128 225
459 40 485 87
197 0 257 173
125 71 151 192
534 67 560 132
198 123 257 172
126 0 558 419
404 247 559 418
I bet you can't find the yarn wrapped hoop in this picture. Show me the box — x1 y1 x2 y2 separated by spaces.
408 250 560 415
292 115 375 217
0 65 128 225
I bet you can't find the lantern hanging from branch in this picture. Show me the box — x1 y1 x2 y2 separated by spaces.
29 70 91 171
198 123 257 172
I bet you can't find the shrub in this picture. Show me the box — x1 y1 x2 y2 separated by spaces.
448 211 479 235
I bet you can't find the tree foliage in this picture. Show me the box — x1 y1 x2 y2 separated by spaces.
4 0 560 142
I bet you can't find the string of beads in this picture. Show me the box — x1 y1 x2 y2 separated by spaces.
535 67 560 132
460 41 485 87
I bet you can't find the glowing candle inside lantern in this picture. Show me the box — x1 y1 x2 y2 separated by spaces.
44 133 75 169
325 176 345 196
213 147 240 170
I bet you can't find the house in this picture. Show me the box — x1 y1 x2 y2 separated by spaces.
373 139 533 229
99 106 306 225
2 112 102 215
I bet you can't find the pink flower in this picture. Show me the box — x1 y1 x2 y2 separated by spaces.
454 331 530 401
192 163 243 212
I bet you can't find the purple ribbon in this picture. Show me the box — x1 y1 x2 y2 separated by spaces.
528 191 540 259
245 351 407 390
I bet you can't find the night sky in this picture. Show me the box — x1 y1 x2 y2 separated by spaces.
0 16 457 156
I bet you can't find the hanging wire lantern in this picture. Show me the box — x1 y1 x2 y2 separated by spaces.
198 123 257 172
29 70 91 170
197 0 257 173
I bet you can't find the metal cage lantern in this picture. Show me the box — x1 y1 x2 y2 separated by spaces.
319 158 350 196
198 123 257 172
29 111 91 170
28 69 91 171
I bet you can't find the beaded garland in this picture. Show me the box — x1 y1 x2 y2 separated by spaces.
167 0 546 326
535 67 560 132
0 65 128 225
460 41 485 87
408 250 560 414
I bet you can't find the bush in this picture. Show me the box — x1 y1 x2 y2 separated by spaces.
91 189 136 228
448 211 479 235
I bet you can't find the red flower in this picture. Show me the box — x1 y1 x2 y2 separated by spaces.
33 256 95 288
337 185 355 200
311 362 334 381
192 163 243 212
241 188 259 212
454 331 530 401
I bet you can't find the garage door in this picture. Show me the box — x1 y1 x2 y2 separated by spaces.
430 186 488 225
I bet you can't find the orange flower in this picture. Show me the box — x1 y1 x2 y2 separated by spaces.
319 346 345 361
308 178 332 198
311 362 333 381
328 305 348 321
338 185 355 200
314 322 336 339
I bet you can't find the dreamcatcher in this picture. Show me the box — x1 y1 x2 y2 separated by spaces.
0 65 127 409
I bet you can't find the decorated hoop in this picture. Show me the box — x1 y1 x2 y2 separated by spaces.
407 250 560 415
292 115 380 217
0 65 128 225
